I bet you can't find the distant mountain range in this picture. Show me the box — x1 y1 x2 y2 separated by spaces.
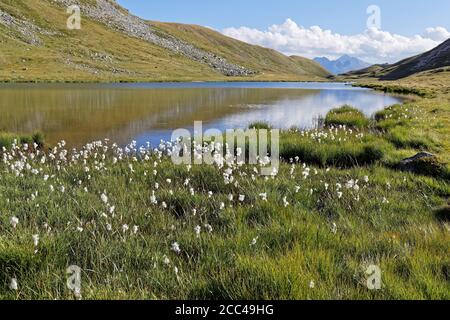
0 0 330 82
314 55 371 75
343 38 450 80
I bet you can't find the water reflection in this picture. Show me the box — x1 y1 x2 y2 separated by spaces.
0 82 403 147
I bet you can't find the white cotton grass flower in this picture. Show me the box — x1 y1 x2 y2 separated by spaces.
163 255 170 265
238 195 245 202
204 224 213 233
194 225 201 237
171 242 181 254
32 234 40 247
309 280 315 289
9 278 18 291
10 216 19 229
331 223 338 234
122 224 129 233
101 193 108 204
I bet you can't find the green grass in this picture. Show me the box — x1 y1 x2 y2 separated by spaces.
280 129 390 167
1 88 449 300
0 144 448 300
324 105 370 129
0 0 329 83
0 131 44 149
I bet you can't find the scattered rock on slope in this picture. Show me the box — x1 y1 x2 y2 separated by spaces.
54 0 256 77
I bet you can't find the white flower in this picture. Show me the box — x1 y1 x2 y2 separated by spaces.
10 216 19 228
163 255 170 265
346 180 355 189
337 192 343 199
133 225 139 234
238 195 245 202
309 280 315 289
150 191 157 205
250 237 258 246
204 224 213 233
9 278 18 291
283 196 289 207
331 223 337 234
194 225 201 237
32 234 40 247
364 176 369 183
259 193 268 201
101 193 108 204
122 224 129 233
171 242 181 254
106 223 112 231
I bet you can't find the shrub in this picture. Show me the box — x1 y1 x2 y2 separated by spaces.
325 105 370 129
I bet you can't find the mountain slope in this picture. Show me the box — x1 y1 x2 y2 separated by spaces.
314 55 371 75
0 0 329 82
343 38 450 80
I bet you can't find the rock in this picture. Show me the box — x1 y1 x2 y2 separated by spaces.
399 152 447 178
53 0 256 77
400 152 435 167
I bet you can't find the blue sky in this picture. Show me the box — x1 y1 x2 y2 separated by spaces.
117 0 450 35
116 0 450 63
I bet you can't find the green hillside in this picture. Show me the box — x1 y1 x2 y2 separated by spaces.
343 38 450 81
0 0 330 82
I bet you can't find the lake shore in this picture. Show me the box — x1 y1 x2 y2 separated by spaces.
1 81 449 299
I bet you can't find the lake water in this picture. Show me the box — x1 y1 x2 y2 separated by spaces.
0 82 403 147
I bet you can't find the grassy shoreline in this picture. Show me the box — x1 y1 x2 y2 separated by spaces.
0 80 449 300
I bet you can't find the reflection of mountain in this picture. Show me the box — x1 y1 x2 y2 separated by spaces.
0 84 402 147
0 85 316 145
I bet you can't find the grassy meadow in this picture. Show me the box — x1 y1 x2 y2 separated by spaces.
0 80 449 300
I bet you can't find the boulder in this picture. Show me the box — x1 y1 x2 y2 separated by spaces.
399 152 447 178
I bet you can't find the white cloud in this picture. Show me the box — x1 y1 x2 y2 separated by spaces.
222 19 450 64
423 27 450 42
